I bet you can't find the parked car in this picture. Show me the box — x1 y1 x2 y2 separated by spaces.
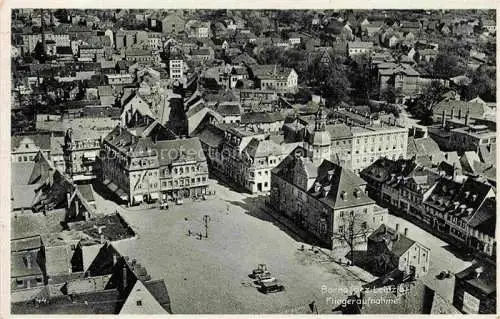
250 264 270 279
256 272 274 283
259 280 285 294
437 270 452 280
176 198 184 205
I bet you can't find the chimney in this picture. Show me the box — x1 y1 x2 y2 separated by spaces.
100 234 105 244
465 110 470 126
472 194 478 201
25 254 32 268
441 109 446 128
113 254 117 266
475 266 483 279
327 170 334 180
452 162 457 179
314 182 321 193
404 227 408 237
122 265 128 291
67 191 72 208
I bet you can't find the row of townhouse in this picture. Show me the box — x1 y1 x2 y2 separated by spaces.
361 157 496 259
196 123 299 194
101 121 209 205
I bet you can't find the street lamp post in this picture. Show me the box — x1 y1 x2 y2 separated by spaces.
203 214 211 238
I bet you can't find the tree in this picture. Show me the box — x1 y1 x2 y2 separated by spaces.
464 65 496 101
407 80 447 123
322 72 350 106
380 86 397 103
433 53 465 79
331 211 373 266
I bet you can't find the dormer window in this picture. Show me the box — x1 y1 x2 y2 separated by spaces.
341 191 347 200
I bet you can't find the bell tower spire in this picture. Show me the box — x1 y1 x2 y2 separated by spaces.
315 99 327 131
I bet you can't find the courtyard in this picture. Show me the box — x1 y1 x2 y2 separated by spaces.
94 179 472 314
110 180 373 314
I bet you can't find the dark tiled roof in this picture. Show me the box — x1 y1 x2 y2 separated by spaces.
423 177 462 211
11 236 42 252
241 111 284 124
325 124 352 139
468 197 495 236
144 280 171 313
368 224 416 257
243 138 282 158
215 102 242 116
11 134 52 152
309 160 373 210
11 210 66 240
361 157 417 184
196 125 225 148
155 138 206 166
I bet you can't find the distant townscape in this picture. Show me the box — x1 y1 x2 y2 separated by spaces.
10 8 496 315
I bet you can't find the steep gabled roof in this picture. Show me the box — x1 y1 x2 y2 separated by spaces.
368 224 417 257
119 280 168 314
309 161 373 210
243 138 282 159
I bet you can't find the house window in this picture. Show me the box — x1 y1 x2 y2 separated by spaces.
136 300 142 306
16 279 24 287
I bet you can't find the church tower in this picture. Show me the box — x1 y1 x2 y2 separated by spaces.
308 100 331 164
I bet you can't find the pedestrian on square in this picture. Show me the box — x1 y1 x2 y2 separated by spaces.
188 229 191 236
